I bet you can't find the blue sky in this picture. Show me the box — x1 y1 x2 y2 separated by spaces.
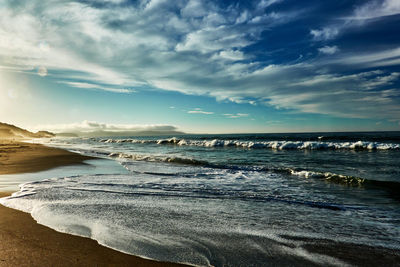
0 0 399 133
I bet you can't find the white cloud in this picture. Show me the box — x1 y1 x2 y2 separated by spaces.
352 0 400 20
33 120 179 133
223 113 249 118
318 45 339 55
175 27 254 54
258 0 284 9
330 47 400 68
310 28 339 41
363 72 400 89
311 0 400 42
188 108 214 115
265 69 400 118
59 81 133 93
215 50 246 61
181 0 208 18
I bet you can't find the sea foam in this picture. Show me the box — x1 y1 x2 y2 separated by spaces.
1 171 361 267
99 138 400 150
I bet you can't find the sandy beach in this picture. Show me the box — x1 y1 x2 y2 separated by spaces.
0 140 94 175
0 141 185 267
2 0 400 264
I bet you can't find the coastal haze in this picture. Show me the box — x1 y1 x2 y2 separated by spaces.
1 0 400 266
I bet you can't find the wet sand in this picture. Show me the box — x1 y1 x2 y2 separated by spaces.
0 141 94 175
0 141 186 267
0 192 185 267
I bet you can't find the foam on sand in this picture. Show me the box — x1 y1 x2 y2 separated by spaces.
0 174 356 267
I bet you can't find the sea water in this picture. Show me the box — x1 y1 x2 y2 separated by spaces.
1 132 400 266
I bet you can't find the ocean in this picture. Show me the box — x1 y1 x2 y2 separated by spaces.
1 132 400 266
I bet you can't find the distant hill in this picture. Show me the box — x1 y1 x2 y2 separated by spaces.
0 122 184 139
0 122 55 139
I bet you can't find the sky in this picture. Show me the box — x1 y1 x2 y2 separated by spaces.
0 0 400 134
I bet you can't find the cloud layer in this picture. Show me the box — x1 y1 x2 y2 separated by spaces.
188 108 214 115
0 0 399 120
34 120 179 134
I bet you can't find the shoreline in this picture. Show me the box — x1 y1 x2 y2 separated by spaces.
0 140 95 175
0 141 186 267
1 140 400 266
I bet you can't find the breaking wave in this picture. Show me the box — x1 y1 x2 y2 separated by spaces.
105 151 400 193
99 138 400 150
274 169 399 192
108 152 208 166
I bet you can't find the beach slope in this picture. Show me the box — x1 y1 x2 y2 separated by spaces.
0 140 185 267
0 141 94 175
0 192 182 267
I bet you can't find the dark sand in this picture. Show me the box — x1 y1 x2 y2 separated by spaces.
0 141 186 267
0 141 94 175
0 192 185 267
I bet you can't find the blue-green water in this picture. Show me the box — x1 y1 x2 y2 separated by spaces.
1 132 400 266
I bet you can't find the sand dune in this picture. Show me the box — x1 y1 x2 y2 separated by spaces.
0 122 54 140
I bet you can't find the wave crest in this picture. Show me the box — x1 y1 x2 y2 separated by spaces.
289 170 365 186
105 151 399 193
108 152 207 165
99 138 400 150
